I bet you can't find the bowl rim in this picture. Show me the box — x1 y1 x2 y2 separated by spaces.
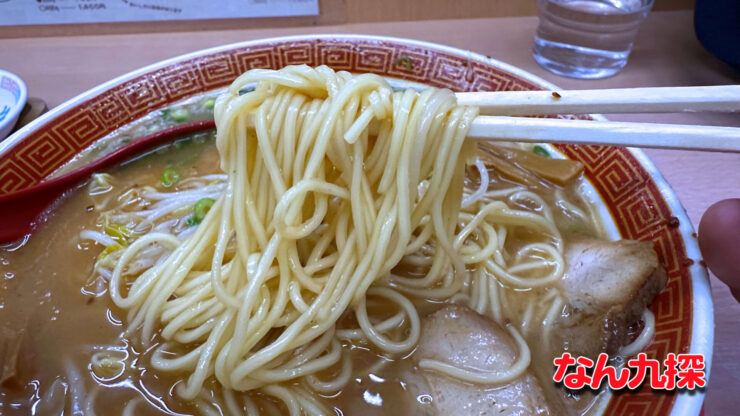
0 34 713 416
0 68 28 139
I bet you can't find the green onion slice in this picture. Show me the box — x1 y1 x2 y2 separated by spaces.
533 145 550 157
170 108 190 123
188 198 215 226
97 243 122 261
104 224 133 245
161 168 180 187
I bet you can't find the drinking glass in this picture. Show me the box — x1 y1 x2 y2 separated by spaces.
533 0 655 79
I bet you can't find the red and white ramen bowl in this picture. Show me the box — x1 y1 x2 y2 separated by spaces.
0 34 712 416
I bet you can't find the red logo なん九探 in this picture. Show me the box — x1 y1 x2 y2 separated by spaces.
553 352 706 390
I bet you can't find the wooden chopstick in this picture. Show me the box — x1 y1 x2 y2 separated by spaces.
466 116 740 153
456 85 740 116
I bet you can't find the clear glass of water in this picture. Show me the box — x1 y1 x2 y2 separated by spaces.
533 0 655 79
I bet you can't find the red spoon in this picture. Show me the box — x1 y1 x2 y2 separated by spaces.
0 119 216 243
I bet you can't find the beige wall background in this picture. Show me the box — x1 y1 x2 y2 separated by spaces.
0 0 695 38
346 0 693 22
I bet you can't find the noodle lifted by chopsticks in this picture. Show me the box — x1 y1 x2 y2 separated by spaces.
105 65 565 414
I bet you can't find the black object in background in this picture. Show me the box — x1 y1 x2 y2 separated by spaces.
695 0 740 71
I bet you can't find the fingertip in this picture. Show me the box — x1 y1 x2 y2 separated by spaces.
698 198 740 295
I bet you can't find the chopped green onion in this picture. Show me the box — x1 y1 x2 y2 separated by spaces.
203 98 216 109
239 86 256 95
161 168 180 187
161 107 190 123
104 224 133 245
188 198 215 226
394 55 414 71
170 108 190 123
121 138 131 144
533 145 550 157
97 243 122 261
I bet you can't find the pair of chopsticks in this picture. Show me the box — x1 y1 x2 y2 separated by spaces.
454 85 740 152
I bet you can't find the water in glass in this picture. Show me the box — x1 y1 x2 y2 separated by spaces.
533 0 654 79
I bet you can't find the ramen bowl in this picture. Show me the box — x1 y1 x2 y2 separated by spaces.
0 35 712 415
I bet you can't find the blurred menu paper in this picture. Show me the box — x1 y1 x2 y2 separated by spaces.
0 0 319 26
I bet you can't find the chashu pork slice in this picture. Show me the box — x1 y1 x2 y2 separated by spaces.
553 238 668 359
409 305 551 416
